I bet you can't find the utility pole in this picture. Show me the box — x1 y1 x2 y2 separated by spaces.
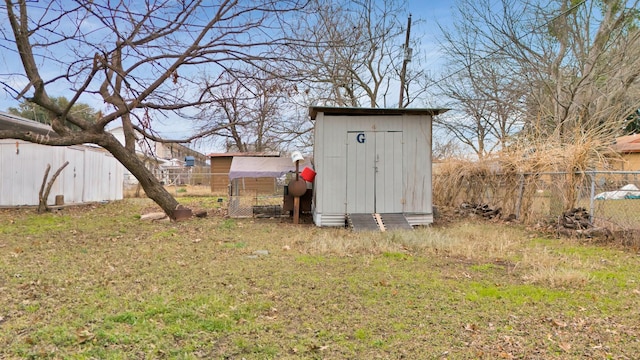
398 14 412 108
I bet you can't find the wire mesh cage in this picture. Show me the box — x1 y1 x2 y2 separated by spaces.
228 178 286 218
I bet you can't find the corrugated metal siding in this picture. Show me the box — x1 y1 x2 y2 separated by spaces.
313 212 346 227
0 140 124 206
47 147 67 203
112 156 124 200
83 149 103 202
0 141 61 205
405 213 434 226
62 147 85 203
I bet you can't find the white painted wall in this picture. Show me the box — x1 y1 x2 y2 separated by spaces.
312 111 433 226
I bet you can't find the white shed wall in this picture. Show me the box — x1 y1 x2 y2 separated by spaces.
313 113 433 227
0 140 124 206
63 148 85 203
402 117 433 214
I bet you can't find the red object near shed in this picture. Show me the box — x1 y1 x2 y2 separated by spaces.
300 167 316 182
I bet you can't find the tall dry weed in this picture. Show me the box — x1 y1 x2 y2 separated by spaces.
434 128 620 223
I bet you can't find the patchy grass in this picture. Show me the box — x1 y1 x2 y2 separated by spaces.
1 198 640 359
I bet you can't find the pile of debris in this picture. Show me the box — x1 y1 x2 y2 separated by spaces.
556 207 613 240
558 207 591 230
458 202 502 219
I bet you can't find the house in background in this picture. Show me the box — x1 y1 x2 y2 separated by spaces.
155 141 208 166
0 111 123 206
611 134 640 170
310 106 448 229
108 126 208 186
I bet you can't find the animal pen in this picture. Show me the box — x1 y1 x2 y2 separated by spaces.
227 156 312 218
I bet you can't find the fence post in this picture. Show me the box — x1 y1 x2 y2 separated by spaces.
589 171 596 222
515 173 525 220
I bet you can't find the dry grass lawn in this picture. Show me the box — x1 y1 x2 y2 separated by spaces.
1 197 639 359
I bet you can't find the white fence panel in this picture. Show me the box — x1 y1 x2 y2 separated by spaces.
0 140 124 206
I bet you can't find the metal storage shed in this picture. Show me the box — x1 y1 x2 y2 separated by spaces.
0 111 124 206
310 106 448 228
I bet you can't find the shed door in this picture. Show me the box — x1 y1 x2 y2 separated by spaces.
346 131 403 213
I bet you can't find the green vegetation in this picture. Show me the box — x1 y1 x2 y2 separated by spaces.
1 199 639 359
8 96 99 130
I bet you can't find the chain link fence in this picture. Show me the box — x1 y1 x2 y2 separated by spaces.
434 171 640 231
124 168 640 230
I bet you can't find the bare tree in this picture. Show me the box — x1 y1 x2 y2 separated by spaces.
434 0 640 212
192 69 299 153
432 135 462 161
510 0 640 143
435 52 525 158
38 161 69 213
0 0 307 217
288 0 431 108
439 0 640 154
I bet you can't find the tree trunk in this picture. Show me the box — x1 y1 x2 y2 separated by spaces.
100 134 180 218
38 161 69 213
37 164 52 213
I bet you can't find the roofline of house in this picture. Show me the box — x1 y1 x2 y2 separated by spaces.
613 133 640 153
612 145 640 153
106 126 207 161
309 106 449 120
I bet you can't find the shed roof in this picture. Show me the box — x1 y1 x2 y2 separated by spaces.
309 106 449 120
208 151 281 158
0 111 58 136
229 156 312 180
612 134 640 153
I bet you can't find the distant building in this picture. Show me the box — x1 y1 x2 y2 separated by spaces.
108 126 208 186
611 134 640 170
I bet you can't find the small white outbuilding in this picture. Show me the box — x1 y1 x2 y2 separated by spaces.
310 106 447 228
0 112 124 207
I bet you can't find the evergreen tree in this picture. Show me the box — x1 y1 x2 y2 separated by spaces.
624 109 640 135
8 97 98 130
